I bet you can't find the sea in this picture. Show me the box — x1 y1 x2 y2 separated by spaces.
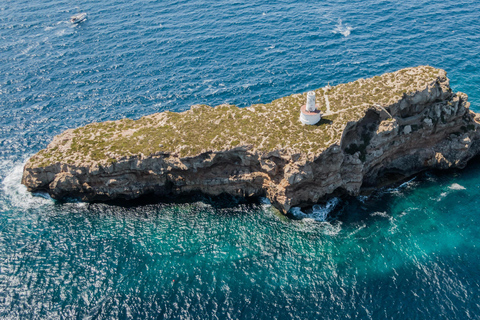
1 0 480 319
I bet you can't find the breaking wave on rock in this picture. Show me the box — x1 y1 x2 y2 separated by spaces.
1 160 53 211
289 198 340 222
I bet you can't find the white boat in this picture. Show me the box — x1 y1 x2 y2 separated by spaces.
70 13 87 24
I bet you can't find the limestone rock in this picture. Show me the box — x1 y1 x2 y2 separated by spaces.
21 67 480 214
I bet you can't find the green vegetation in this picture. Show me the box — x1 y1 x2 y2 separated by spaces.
327 66 440 112
30 66 442 167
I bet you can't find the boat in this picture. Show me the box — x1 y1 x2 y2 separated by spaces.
70 13 87 24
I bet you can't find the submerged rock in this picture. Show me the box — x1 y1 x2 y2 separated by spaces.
22 66 480 213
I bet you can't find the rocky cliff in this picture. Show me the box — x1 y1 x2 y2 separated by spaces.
22 66 480 213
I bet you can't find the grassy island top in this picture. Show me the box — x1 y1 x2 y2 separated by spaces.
31 66 442 167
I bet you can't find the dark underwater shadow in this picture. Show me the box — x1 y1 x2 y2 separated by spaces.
71 191 266 218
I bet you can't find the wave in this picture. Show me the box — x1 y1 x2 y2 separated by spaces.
431 182 466 201
371 211 389 218
357 176 418 203
1 160 53 210
385 176 418 194
448 183 466 190
332 18 353 37
289 198 340 222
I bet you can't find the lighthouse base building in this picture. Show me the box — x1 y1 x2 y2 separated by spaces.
300 91 322 125
299 105 321 125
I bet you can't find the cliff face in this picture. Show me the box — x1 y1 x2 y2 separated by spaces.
22 67 480 213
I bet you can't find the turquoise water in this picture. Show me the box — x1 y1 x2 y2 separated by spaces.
1 0 480 318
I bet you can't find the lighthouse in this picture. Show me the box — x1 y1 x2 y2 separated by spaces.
299 91 321 125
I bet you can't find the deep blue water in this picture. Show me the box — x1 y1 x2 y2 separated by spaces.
1 0 480 318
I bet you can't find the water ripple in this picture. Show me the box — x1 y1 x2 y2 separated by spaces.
1 0 480 318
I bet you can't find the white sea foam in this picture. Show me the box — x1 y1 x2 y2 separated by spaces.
357 195 369 203
323 221 342 236
366 176 417 201
1 160 53 210
55 29 67 36
449 183 466 190
371 211 389 218
290 198 340 222
385 176 417 195
20 44 38 55
398 177 417 189
291 214 343 236
429 183 466 202
388 220 399 234
431 190 450 202
332 19 353 37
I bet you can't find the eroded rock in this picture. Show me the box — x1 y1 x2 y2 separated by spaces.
22 67 480 214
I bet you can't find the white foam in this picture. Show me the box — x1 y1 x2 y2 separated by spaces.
371 211 389 218
332 18 353 37
430 191 449 202
430 183 466 202
398 176 417 189
55 29 67 36
449 183 466 190
385 176 417 195
290 198 340 222
357 195 369 203
1 160 53 210
323 221 342 236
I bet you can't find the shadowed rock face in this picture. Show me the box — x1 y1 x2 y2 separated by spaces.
22 67 480 213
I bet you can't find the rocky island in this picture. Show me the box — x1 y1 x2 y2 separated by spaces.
22 66 480 214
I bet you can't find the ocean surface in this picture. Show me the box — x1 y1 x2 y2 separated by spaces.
1 0 480 318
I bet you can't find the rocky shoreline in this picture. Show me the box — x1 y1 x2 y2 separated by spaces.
22 66 480 213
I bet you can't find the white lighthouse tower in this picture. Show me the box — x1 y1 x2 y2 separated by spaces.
300 91 321 125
